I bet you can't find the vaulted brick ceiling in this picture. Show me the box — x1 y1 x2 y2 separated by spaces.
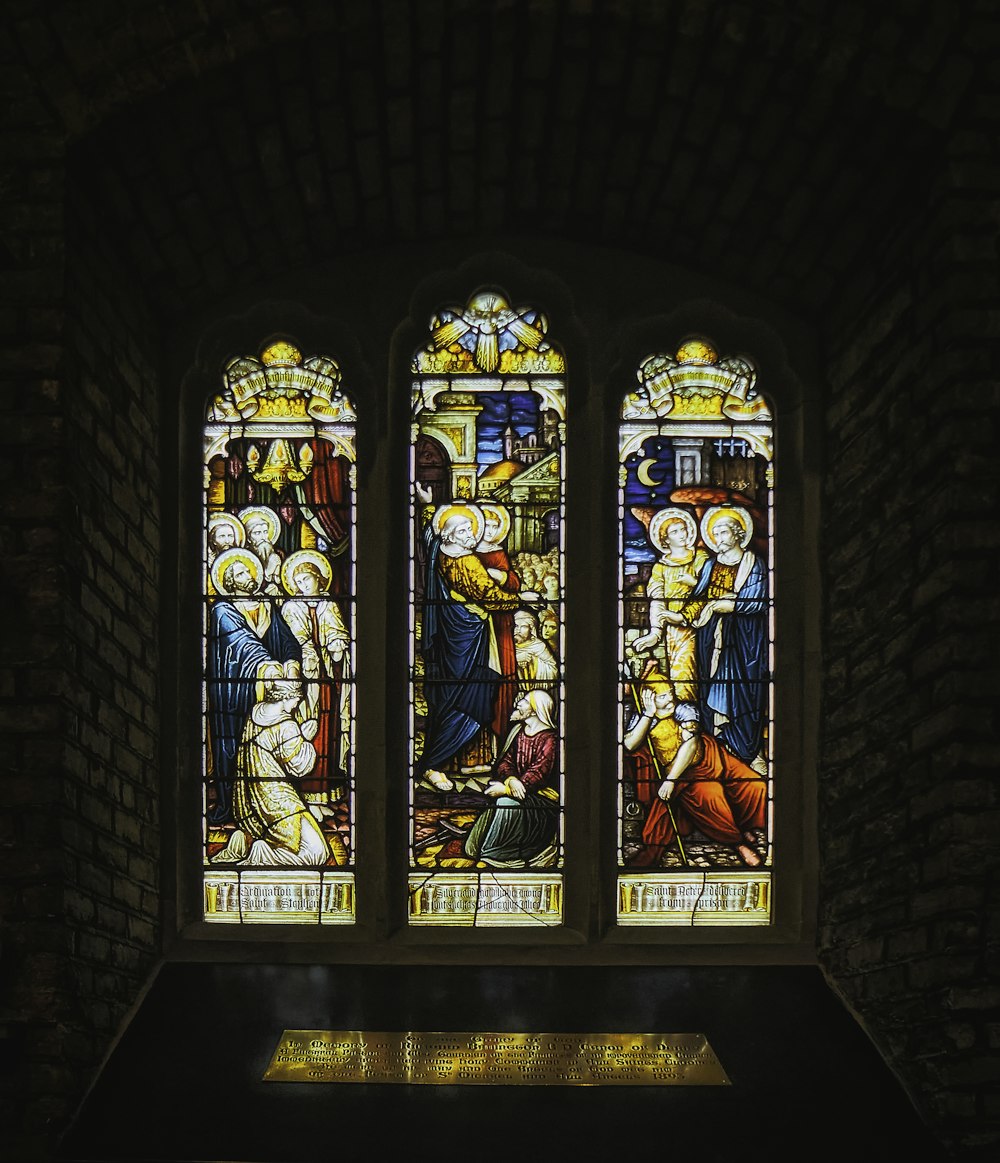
5 1 984 322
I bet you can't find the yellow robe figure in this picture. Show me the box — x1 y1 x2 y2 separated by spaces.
282 596 352 786
646 548 708 703
214 694 332 867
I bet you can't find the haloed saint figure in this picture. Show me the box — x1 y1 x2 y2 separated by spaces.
412 491 561 871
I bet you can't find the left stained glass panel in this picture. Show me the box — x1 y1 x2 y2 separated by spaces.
202 341 357 923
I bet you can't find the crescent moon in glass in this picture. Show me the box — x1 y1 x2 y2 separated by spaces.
636 458 664 488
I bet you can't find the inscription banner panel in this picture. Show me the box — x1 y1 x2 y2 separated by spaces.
408 872 562 926
264 1030 729 1086
204 871 355 924
617 871 771 926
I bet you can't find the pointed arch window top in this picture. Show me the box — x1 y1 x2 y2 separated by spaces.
207 342 356 425
412 290 566 376
622 338 770 425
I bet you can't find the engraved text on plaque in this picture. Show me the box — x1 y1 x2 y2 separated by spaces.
264 1030 730 1086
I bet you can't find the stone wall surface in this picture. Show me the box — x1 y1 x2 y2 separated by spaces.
0 1 996 1159
0 36 75 1161
0 39 163 1163
820 72 1000 1157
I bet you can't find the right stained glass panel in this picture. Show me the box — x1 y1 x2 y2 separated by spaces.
617 339 774 926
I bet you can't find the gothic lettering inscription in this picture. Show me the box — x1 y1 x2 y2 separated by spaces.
264 1030 729 1085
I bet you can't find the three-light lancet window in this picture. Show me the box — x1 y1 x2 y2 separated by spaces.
198 306 777 930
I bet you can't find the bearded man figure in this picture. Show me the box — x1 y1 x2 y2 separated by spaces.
419 502 536 793
684 505 768 768
206 548 302 825
239 506 284 595
513 610 558 690
655 703 766 868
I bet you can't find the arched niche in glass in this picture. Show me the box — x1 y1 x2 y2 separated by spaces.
617 338 774 926
408 291 566 926
201 340 357 924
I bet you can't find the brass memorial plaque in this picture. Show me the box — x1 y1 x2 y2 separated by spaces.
264 1030 729 1086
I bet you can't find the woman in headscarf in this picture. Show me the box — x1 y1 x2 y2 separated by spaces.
464 690 560 868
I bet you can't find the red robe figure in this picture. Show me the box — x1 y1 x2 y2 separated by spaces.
477 503 521 739
625 679 765 869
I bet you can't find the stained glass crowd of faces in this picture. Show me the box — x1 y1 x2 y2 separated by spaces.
202 442 355 875
619 440 773 877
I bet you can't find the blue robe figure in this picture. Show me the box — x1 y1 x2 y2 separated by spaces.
419 532 500 775
207 601 301 825
691 550 768 763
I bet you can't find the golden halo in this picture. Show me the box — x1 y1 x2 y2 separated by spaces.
648 507 697 554
281 549 333 595
238 505 280 544
431 502 485 541
478 501 511 543
208 511 245 548
211 548 264 597
700 505 753 552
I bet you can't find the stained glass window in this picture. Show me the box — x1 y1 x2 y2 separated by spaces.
202 341 357 924
617 339 774 926
407 291 566 926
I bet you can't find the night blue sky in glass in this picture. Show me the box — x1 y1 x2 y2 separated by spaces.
623 436 675 563
476 391 541 466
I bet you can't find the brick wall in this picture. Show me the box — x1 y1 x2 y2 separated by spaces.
58 182 162 1126
0 43 74 1158
820 103 1000 1158
0 63 161 1162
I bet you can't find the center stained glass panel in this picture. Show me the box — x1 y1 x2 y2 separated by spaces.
407 291 566 925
